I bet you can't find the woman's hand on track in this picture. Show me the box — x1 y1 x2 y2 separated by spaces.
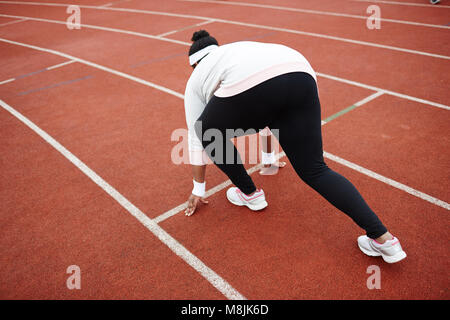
185 194 209 216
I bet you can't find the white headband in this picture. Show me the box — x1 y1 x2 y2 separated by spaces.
189 45 218 66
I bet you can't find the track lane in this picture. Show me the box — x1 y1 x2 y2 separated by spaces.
0 2 204 36
168 22 449 106
0 16 26 27
111 0 450 56
1 20 446 212
0 52 226 217
0 20 193 92
0 104 227 299
1 1 449 57
322 94 450 202
159 160 449 299
1 6 448 106
180 0 450 25
1 0 448 300
0 40 67 81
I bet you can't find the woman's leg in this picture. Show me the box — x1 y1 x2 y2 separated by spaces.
270 73 388 239
196 96 258 195
195 74 297 195
196 71 388 239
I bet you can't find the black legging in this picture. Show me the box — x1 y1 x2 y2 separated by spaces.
196 72 387 239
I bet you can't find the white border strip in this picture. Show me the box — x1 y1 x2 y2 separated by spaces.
179 0 450 29
0 1 448 59
0 98 246 300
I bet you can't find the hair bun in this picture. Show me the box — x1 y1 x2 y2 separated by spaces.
191 30 210 42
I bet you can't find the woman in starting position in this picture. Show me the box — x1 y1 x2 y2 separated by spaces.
183 30 406 263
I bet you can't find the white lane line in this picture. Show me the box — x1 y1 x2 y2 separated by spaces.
1 4 445 295
354 91 385 107
0 14 191 47
157 20 215 38
157 144 450 224
178 0 450 29
154 159 270 224
1 13 447 111
46 60 75 70
324 152 450 210
0 59 75 85
321 91 385 124
2 38 449 213
353 0 450 8
316 72 450 111
0 2 448 59
0 98 246 300
100 0 131 8
153 202 189 224
0 17 27 27
0 38 185 99
0 1 211 19
155 90 448 223
3 37 448 296
0 78 15 85
213 19 450 60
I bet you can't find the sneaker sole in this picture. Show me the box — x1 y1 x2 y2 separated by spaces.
382 251 407 264
227 196 268 211
358 243 407 263
358 243 382 257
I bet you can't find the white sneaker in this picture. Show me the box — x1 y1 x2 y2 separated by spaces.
358 235 407 263
226 187 268 211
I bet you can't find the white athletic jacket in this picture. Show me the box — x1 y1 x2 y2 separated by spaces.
184 41 317 165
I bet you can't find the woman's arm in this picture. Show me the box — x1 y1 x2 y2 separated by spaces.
192 164 206 183
184 79 210 216
185 165 208 216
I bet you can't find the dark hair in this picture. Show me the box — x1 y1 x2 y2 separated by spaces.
188 30 218 57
